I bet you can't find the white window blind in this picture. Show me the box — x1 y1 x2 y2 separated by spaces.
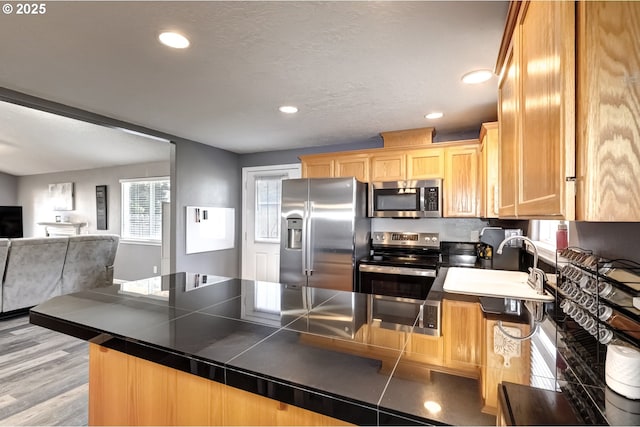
121 177 170 242
536 220 561 248
254 175 285 242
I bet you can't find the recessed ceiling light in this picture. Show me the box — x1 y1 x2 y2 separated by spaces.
279 106 299 114
425 112 444 120
158 32 190 49
461 69 493 84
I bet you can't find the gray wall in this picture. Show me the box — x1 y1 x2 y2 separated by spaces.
0 171 18 205
172 140 241 277
16 161 170 281
239 139 383 168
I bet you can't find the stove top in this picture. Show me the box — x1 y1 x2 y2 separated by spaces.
363 231 441 269
371 231 440 250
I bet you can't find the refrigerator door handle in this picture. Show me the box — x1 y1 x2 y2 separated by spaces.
307 201 314 276
302 201 309 276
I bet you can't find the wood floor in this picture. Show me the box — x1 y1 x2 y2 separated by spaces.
0 313 88 426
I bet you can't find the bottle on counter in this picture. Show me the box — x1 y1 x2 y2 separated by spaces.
598 327 638 347
556 221 568 251
598 282 635 308
598 306 640 340
598 263 640 292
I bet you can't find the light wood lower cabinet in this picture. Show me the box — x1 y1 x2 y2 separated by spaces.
442 299 483 376
481 319 531 415
406 332 444 366
88 343 351 426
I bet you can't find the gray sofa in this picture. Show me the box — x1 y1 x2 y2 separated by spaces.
0 234 119 315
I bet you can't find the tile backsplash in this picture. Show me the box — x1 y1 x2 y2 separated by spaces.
371 218 490 242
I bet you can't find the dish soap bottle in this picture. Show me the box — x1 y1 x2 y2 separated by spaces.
556 221 568 251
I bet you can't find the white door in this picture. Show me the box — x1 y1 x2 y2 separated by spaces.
241 164 301 281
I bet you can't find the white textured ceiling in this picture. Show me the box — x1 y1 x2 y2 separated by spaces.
0 101 171 176
0 1 508 175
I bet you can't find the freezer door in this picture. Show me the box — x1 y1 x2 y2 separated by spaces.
307 178 356 291
280 179 309 286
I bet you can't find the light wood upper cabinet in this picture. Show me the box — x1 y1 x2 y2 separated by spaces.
496 0 576 219
369 151 406 182
334 153 370 182
517 0 575 218
498 39 518 218
301 155 334 178
496 1 640 221
442 299 483 374
444 145 480 217
480 122 500 218
300 140 483 218
576 1 640 221
300 152 368 181
406 148 445 180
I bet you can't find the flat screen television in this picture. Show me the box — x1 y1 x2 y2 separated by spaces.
0 206 23 238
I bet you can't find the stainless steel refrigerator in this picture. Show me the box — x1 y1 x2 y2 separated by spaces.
280 177 370 291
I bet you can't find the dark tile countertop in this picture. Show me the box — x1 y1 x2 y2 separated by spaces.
30 272 496 426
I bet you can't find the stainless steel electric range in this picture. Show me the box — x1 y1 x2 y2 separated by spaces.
358 231 443 336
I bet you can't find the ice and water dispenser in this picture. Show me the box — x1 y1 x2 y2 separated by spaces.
285 217 302 250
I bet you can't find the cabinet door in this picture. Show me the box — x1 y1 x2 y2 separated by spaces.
335 154 370 182
444 146 480 217
406 148 445 180
517 0 575 218
577 1 640 221
302 157 334 178
482 319 531 414
406 333 444 366
480 123 500 218
369 152 406 181
498 40 518 218
442 299 482 373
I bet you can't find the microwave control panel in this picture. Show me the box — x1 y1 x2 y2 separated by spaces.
424 187 440 212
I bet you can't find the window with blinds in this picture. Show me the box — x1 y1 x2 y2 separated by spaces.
120 177 170 242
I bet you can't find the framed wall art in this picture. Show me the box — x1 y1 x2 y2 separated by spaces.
49 182 74 211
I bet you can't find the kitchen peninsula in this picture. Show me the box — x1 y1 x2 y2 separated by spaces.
30 271 550 426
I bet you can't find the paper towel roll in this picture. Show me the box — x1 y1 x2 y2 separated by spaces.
606 344 640 400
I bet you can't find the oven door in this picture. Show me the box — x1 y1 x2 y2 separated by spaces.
358 264 436 300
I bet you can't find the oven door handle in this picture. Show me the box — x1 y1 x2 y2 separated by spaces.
359 264 436 277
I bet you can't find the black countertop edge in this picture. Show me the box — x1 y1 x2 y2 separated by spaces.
30 308 435 426
29 310 103 342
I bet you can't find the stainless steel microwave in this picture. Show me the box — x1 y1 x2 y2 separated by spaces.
368 179 442 218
